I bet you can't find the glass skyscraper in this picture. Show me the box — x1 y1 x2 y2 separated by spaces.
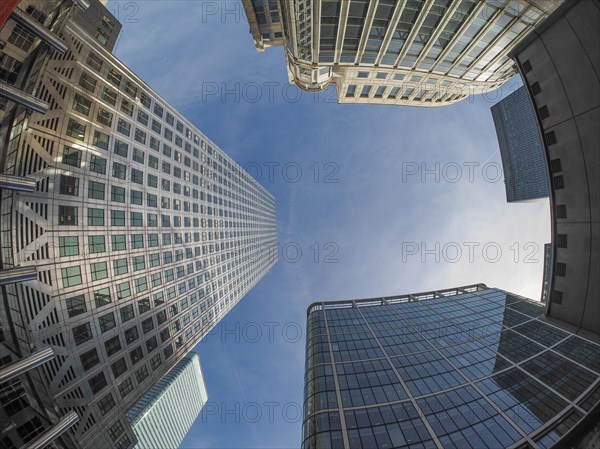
302 285 600 448
242 0 561 106
128 352 208 449
0 1 277 448
491 85 549 202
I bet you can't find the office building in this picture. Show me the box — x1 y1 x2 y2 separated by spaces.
0 1 277 448
302 285 600 448
242 0 561 106
128 352 208 449
491 85 549 202
509 0 599 337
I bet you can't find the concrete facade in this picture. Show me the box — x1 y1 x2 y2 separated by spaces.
510 0 599 338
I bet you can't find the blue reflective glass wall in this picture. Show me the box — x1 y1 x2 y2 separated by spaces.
302 288 600 449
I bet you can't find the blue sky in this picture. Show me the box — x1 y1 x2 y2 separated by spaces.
110 1 550 447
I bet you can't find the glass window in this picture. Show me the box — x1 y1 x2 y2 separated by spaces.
88 235 106 253
114 139 128 157
133 147 145 163
104 336 122 358
62 266 82 287
111 185 125 203
150 353 162 370
89 154 106 174
97 108 113 127
124 80 138 98
132 255 145 271
154 103 164 118
58 205 78 225
125 326 139 345
138 297 151 314
72 93 92 116
80 348 100 371
88 181 105 200
93 130 109 150
137 110 149 126
59 175 79 196
147 213 158 227
113 258 128 276
112 161 126 180
79 72 97 93
147 193 157 207
110 360 127 383
131 234 144 249
94 287 111 308
61 146 81 167
111 210 125 226
112 235 126 251
147 173 158 188
101 86 117 106
142 317 154 334
97 393 115 415
135 276 148 293
148 234 159 247
59 236 79 257
116 281 131 299
130 189 143 205
117 119 131 136
130 346 144 365
148 155 159 169
120 305 135 323
87 208 104 226
65 294 86 318
140 92 152 109
135 128 147 145
99 312 116 333
107 68 122 86
73 322 92 345
135 365 149 383
149 136 160 152
66 118 86 141
8 23 35 51
91 261 108 281
118 378 134 398
131 168 144 184
89 371 107 394
151 119 162 134
120 98 134 116
130 211 143 226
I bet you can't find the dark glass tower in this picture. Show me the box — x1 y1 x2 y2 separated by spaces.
302 285 600 449
491 85 549 203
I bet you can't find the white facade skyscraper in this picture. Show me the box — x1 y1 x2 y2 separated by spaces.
128 352 208 449
242 0 562 106
0 1 277 448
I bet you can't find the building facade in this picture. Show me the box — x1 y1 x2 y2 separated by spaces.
127 352 208 449
302 285 600 448
491 85 549 202
509 0 599 338
242 0 561 106
0 1 277 448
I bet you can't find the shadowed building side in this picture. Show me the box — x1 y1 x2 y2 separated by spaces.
509 0 600 338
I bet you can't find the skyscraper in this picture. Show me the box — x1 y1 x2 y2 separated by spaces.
302 285 600 448
127 352 208 449
491 85 549 202
0 1 277 448
509 0 600 337
242 0 561 106
492 86 548 203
